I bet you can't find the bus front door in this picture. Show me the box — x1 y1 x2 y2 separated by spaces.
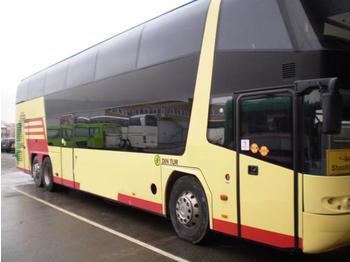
236 91 296 248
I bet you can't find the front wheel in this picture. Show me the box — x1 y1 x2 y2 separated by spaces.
42 157 55 192
169 176 209 244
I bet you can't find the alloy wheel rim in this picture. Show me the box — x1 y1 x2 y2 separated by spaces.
44 166 50 186
32 163 40 180
175 191 200 227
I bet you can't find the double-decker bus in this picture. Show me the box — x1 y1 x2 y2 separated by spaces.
15 0 350 254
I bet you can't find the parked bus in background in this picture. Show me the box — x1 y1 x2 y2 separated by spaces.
47 122 122 149
127 114 158 149
90 115 129 144
15 0 350 254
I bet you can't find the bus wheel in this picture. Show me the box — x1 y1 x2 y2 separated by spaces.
32 156 43 187
169 176 209 244
42 157 55 192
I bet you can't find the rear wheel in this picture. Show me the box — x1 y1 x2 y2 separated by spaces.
32 156 43 187
42 157 55 192
169 176 209 244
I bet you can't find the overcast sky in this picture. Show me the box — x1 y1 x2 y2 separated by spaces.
0 0 190 123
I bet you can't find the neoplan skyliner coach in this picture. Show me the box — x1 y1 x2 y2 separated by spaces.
16 0 350 253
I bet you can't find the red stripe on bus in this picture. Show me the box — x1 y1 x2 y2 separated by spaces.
17 167 31 174
25 125 44 129
53 176 80 189
117 193 163 214
241 224 295 248
213 219 238 236
25 132 45 135
27 139 48 155
62 178 75 188
24 117 43 123
53 176 62 184
213 219 301 248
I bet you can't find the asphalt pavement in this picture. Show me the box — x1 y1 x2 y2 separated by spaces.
1 153 349 261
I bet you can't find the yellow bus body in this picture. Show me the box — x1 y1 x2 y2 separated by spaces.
15 0 350 254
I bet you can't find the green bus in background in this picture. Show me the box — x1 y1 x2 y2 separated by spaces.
47 123 122 149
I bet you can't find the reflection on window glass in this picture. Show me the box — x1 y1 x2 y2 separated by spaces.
300 0 350 49
89 127 100 137
75 127 89 137
47 126 61 146
62 129 72 140
145 115 157 126
303 89 350 175
240 95 292 168
64 99 193 154
207 96 234 149
129 117 141 126
74 126 89 148
48 129 59 138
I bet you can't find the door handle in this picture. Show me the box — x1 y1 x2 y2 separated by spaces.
248 165 259 176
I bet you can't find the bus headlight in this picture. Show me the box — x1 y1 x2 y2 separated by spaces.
323 196 350 211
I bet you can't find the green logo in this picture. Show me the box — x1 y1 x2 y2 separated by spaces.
154 155 161 166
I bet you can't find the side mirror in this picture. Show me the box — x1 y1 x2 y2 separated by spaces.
321 78 342 134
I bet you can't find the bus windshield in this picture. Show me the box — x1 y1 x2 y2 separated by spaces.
300 0 350 49
303 89 350 176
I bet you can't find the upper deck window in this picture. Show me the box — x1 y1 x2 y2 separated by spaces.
217 0 292 51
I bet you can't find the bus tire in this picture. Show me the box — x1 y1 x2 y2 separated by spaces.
169 176 209 244
32 156 43 187
42 157 55 192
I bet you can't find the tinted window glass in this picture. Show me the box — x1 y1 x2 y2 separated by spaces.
66 48 97 89
303 89 350 176
138 0 209 67
88 99 192 154
240 95 293 168
207 95 234 149
48 129 60 138
75 127 89 137
44 61 69 95
89 127 100 137
63 129 72 139
217 0 292 51
16 80 28 103
95 27 141 80
145 115 157 126
74 126 89 148
47 127 61 146
129 117 141 126
44 1 205 155
27 72 46 100
300 0 350 49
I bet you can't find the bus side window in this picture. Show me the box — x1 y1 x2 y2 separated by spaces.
207 96 234 150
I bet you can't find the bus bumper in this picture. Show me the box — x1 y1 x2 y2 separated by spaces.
303 212 350 253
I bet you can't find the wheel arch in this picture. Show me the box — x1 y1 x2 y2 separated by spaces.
31 153 37 167
162 166 213 229
31 153 49 166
